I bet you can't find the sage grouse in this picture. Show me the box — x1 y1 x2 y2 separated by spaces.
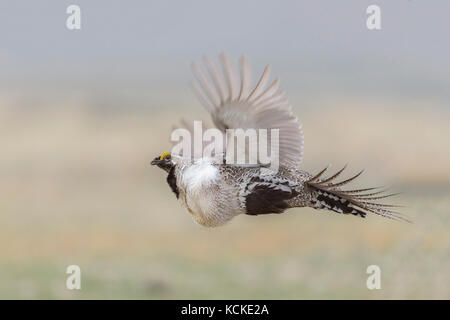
151 54 408 227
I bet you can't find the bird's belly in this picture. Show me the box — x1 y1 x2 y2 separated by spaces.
180 184 239 227
179 163 241 227
183 189 213 217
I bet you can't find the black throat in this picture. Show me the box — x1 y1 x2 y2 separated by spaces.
166 167 179 199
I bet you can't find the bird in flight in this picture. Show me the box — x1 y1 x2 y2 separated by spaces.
151 54 408 227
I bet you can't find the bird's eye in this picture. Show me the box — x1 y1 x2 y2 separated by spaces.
160 151 171 160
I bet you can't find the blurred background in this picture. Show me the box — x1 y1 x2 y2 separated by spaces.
0 0 449 299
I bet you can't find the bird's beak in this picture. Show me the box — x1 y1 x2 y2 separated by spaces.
151 158 160 165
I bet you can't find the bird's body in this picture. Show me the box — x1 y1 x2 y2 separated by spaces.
151 54 409 226
170 157 313 227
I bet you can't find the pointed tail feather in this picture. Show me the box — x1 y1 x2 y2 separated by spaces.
307 166 411 223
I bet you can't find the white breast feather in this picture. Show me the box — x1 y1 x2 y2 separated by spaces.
182 159 218 191
179 159 222 226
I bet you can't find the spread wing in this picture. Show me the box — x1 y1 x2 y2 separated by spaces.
190 53 304 167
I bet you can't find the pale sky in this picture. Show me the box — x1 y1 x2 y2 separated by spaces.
0 0 449 110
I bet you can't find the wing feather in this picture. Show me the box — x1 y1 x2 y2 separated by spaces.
203 56 227 105
220 53 238 101
190 54 304 167
191 62 220 108
238 56 252 101
247 65 270 102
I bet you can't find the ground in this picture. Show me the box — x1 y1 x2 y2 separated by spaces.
1 105 449 299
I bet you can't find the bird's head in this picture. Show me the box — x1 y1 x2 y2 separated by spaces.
151 151 175 172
